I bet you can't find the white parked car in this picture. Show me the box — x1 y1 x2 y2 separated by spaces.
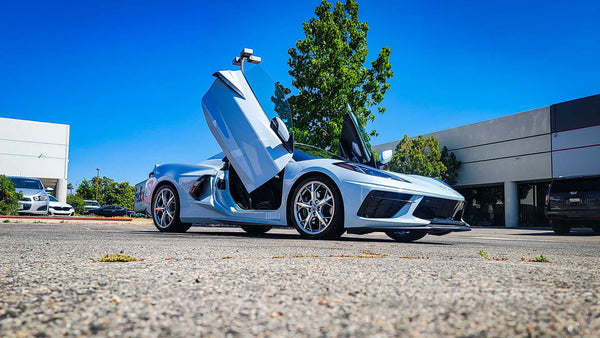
144 65 470 242
8 176 49 215
48 195 74 216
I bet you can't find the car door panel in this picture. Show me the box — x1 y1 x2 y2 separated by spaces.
201 70 292 192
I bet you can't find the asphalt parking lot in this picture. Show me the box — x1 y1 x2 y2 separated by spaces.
1 222 599 337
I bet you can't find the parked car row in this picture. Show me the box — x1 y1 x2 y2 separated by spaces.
7 176 132 218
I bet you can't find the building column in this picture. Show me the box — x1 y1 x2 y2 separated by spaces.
504 181 518 228
56 178 67 204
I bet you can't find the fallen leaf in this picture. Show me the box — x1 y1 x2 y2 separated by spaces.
269 312 283 317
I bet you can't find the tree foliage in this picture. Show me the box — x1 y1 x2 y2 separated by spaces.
385 135 462 185
287 0 393 151
0 175 22 215
76 176 135 209
67 194 85 214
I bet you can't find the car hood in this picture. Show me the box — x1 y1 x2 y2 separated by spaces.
309 159 464 201
16 188 46 198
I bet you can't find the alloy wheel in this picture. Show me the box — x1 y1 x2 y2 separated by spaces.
154 187 177 229
293 181 335 235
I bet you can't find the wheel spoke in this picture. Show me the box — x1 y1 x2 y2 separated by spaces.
317 195 331 207
314 210 327 229
297 202 311 209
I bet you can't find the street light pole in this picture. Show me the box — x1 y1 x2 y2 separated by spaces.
232 48 261 74
96 168 100 201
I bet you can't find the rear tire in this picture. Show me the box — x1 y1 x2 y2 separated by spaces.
551 221 571 235
385 230 427 242
288 175 344 240
152 184 191 233
240 225 272 235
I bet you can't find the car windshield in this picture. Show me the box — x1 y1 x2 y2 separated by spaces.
9 177 43 190
293 143 344 161
49 195 58 202
244 65 293 144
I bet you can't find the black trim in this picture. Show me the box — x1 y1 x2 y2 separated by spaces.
357 191 413 218
413 197 464 221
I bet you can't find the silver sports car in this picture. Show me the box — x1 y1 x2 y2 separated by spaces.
145 65 470 241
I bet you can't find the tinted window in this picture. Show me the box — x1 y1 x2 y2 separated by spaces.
9 177 43 190
551 177 600 193
49 196 58 202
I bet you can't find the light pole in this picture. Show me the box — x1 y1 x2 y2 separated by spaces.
232 48 261 73
96 168 100 201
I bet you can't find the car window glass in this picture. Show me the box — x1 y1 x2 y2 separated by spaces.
9 177 43 190
552 178 600 193
49 196 58 202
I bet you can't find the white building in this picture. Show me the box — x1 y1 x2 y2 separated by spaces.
0 117 70 203
374 94 600 228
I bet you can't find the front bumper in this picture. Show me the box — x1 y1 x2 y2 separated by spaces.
49 208 74 216
18 200 49 215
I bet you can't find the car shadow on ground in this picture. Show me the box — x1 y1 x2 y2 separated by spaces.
129 228 453 245
513 230 600 237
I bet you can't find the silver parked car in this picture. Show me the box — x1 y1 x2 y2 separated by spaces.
84 200 100 214
8 176 49 215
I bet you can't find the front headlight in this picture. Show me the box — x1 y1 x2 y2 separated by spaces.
333 162 411 183
33 195 48 201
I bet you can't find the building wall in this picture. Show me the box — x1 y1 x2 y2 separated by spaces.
373 106 553 186
0 117 70 202
550 94 600 178
373 94 600 228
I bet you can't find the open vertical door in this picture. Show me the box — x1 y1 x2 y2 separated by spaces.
338 106 378 168
201 67 293 192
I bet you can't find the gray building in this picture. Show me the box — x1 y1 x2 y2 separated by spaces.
0 117 70 203
374 94 600 228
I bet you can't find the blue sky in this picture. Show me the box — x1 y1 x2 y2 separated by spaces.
1 0 599 186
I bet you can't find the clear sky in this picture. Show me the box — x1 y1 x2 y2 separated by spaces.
1 0 599 187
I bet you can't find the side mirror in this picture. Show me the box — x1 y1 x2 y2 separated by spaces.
270 116 292 153
380 150 393 165
270 116 290 143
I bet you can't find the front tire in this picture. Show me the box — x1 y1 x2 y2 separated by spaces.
288 175 344 239
152 184 191 233
385 230 427 242
240 225 272 235
551 221 571 235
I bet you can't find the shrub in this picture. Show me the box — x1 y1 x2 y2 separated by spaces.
67 194 85 214
0 175 22 216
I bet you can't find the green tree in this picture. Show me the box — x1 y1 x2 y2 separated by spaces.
287 0 393 151
440 146 461 185
386 135 461 184
76 176 135 209
0 175 22 215
67 194 85 214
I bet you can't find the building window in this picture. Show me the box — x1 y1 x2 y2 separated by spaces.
457 186 505 226
518 182 550 227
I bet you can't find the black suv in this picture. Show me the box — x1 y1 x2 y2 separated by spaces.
545 176 600 235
